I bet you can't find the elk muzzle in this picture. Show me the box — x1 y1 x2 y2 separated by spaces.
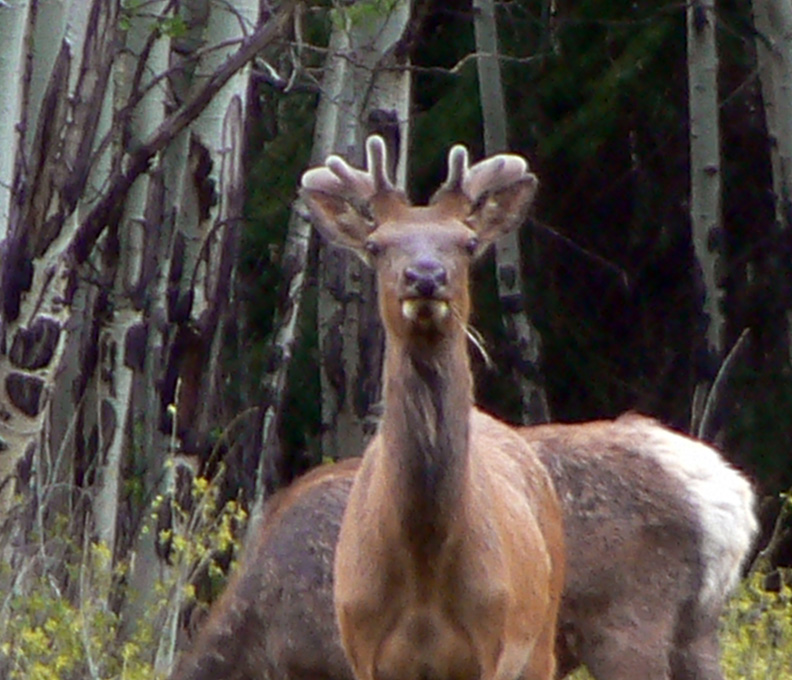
401 258 451 329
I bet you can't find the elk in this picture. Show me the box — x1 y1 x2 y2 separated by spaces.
170 418 755 680
300 136 566 680
169 144 757 680
169 416 756 680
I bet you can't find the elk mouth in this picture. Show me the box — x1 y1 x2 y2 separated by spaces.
401 298 451 328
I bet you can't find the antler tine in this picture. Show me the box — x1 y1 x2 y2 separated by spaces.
301 165 349 195
445 145 470 192
428 145 537 218
428 145 470 208
300 154 375 209
365 135 394 193
325 154 376 201
301 135 397 206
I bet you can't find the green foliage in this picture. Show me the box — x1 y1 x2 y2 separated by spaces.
728 361 792 490
240 88 322 468
538 15 677 162
0 473 246 680
242 91 315 340
720 571 792 679
0 544 158 680
119 0 144 28
331 0 401 30
156 15 188 39
119 0 187 37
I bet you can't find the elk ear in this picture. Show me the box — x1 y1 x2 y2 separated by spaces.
465 175 538 246
300 167 375 256
461 153 538 246
300 137 402 259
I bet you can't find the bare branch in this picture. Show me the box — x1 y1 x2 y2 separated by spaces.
86 34 250 196
69 3 295 266
696 327 752 441
750 487 792 575
531 217 631 289
279 39 550 76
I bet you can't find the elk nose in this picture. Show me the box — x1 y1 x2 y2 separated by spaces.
404 259 448 298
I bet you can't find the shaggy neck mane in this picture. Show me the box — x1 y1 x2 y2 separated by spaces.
380 332 473 560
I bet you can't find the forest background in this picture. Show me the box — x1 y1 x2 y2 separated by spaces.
0 0 790 677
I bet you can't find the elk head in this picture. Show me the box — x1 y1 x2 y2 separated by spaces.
300 136 538 343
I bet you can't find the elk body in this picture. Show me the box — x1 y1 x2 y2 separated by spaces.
524 416 756 680
168 459 360 680
300 136 566 680
169 417 756 680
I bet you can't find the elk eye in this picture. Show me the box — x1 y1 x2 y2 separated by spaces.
365 240 382 257
465 236 480 255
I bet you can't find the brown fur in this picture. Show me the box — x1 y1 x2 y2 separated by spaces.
526 417 712 680
171 416 755 680
168 460 359 680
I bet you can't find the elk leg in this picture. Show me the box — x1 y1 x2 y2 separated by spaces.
517 620 558 680
669 610 725 680
575 609 675 680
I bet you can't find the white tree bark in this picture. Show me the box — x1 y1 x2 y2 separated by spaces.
0 0 30 240
0 0 292 519
473 0 550 425
114 2 258 670
316 0 412 461
252 209 313 526
253 0 414 516
92 0 172 554
0 5 294 672
0 0 117 514
183 0 256 438
687 0 725 434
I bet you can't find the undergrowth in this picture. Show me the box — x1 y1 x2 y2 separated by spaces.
1 475 789 680
0 471 246 680
720 570 792 679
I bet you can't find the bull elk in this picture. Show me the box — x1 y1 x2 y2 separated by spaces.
301 136 566 680
169 143 757 680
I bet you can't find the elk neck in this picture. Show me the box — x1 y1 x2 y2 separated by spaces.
379 327 474 559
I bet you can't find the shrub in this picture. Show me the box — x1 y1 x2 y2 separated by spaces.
720 570 792 680
0 471 246 680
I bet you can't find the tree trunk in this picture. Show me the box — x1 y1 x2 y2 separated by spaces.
687 0 726 437
0 0 120 517
316 1 412 461
0 0 28 243
91 0 171 556
472 0 550 425
751 0 792 365
687 0 725 437
0 6 293 672
117 4 258 670
252 210 313 526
